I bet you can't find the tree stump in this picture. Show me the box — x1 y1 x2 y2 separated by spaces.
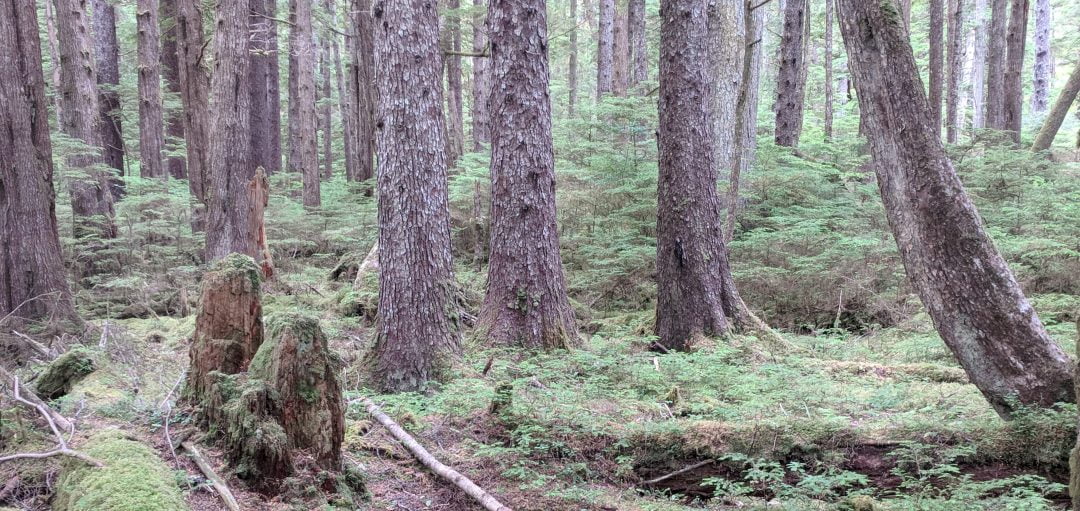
219 377 292 487
184 254 264 404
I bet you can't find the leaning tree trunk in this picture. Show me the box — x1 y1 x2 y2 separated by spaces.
205 0 257 261
971 0 988 132
596 0 615 100
1030 0 1052 115
369 0 461 392
137 0 166 179
444 0 465 163
177 0 211 227
836 0 1074 417
945 0 965 143
656 0 750 351
293 0 320 207
91 0 125 176
774 0 807 147
161 0 186 178
471 0 491 147
984 0 1007 130
628 0 646 87
0 0 80 327
249 0 279 176
351 0 376 183
929 0 944 137
1031 59 1080 153
480 0 580 350
1002 0 1029 145
55 0 117 239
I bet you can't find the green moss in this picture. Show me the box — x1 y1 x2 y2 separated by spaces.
210 253 262 290
35 347 97 400
52 430 187 511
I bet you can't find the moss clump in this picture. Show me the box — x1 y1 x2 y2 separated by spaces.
214 253 263 290
35 347 97 400
52 430 187 511
221 379 292 487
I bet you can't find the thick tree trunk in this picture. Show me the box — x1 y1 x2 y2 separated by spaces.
370 0 461 391
613 2 629 96
138 0 166 179
836 0 1073 417
1031 59 1080 153
773 0 807 147
596 0 615 100
350 0 376 183
1030 0 1052 115
292 0 320 207
161 0 186 178
481 0 580 350
55 0 118 239
319 40 333 179
205 0 257 261
824 0 834 141
984 0 1007 130
709 0 744 172
471 0 491 148
945 0 964 143
444 0 465 163
656 0 749 351
929 0 944 137
1002 0 1029 144
0 0 80 326
177 0 211 224
971 0 988 131
628 0 646 87
91 0 125 176
249 0 278 176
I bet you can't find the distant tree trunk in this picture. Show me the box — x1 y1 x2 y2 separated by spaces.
249 0 278 176
161 0 186 178
267 0 283 175
481 0 580 350
319 40 333 180
774 0 807 147
1030 0 1052 115
0 0 80 326
137 0 166 179
899 0 912 30
1031 59 1080 152
177 0 211 224
945 0 964 143
613 2 629 96
709 0 744 171
471 0 491 147
1002 0 1029 144
55 0 117 239
205 0 257 261
836 0 1074 417
44 0 64 124
824 0 834 141
971 0 988 131
929 0 944 137
628 0 646 87
350 0 376 183
568 0 579 114
286 0 300 174
984 0 1007 130
737 0 764 173
656 0 750 351
292 0 320 207
444 0 465 163
91 0 125 176
333 0 358 181
370 0 461 392
596 0 615 100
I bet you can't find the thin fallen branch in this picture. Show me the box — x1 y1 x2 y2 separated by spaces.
358 397 512 511
0 375 101 468
180 441 241 511
0 367 73 433
11 330 52 358
642 459 715 486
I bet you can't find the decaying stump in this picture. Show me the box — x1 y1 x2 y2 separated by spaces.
352 242 379 290
249 167 275 279
184 254 264 404
218 376 293 486
34 347 95 400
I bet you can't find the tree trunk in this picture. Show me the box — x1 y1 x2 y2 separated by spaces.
91 0 125 176
737 0 763 174
971 0 988 131
249 0 278 176
333 0 358 181
44 0 64 125
945 0 964 143
1030 0 1051 115
773 0 807 147
613 2 629 96
138 0 166 179
1031 59 1080 153
596 0 615 100
319 40 333 180
350 0 376 183
836 0 1073 417
444 0 465 163
292 0 320 207
656 0 750 351
205 0 257 261
628 0 646 87
824 0 834 141
481 0 580 350
471 0 491 148
709 0 744 172
929 0 944 137
267 0 283 175
984 0 1007 130
1002 0 1029 144
0 0 80 327
55 0 118 239
161 0 187 178
177 0 211 225
370 0 461 391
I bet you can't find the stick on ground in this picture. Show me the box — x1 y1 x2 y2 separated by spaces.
180 441 241 511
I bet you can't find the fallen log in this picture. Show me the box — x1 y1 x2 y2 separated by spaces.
180 441 241 511
358 397 512 511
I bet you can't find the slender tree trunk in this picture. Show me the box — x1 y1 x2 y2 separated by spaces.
481 0 580 350
1002 0 1029 144
291 0 320 206
444 0 465 163
628 0 646 87
985 0 1007 130
929 0 944 137
471 0 491 147
205 0 257 261
319 38 333 180
1030 0 1051 115
725 0 764 242
656 0 750 351
709 0 744 172
773 0 807 147
91 0 125 176
351 0 376 183
824 0 834 141
161 0 187 178
249 0 277 176
55 0 117 238
613 1 629 96
138 0 166 179
333 0 358 181
568 0 579 114
971 0 988 131
836 0 1073 417
946 0 964 143
370 0 461 391
267 0 282 175
596 0 615 100
286 0 300 173
45 0 64 124
1031 59 1080 152
0 0 80 326
177 0 211 224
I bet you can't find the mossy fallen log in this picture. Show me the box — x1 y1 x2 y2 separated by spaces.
35 347 96 400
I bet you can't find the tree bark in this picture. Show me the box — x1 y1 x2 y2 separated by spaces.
1030 0 1052 115
471 0 491 147
971 0 988 131
836 0 1073 417
709 0 744 171
44 0 64 126
0 0 80 326
656 0 750 351
596 0 615 100
333 0 358 181
205 0 257 261
824 0 834 141
945 0 964 143
287 0 300 174
91 0 125 176
249 0 279 176
55 0 118 239
929 0 944 137
1031 59 1080 153
161 0 187 178
350 0 376 183
984 0 1007 130
292 0 320 207
177 0 211 224
138 0 167 179
1002 0 1029 144
319 38 333 179
773 0 807 147
481 0 580 350
723 0 764 242
444 0 465 163
613 1 629 96
370 0 461 391
628 0 646 87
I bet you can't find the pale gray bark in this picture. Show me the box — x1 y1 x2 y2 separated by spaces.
596 0 614 100
1030 0 1051 115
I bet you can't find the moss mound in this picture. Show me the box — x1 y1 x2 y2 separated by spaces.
52 430 187 511
35 347 96 400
